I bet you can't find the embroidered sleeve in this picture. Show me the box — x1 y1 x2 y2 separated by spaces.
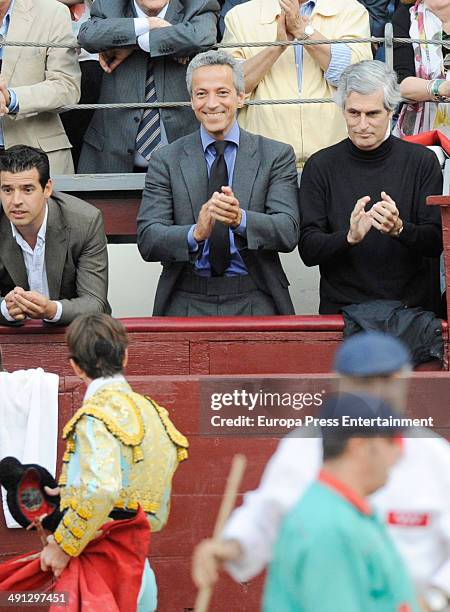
54 416 122 557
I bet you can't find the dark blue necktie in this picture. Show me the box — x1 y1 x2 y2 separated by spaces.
208 141 230 276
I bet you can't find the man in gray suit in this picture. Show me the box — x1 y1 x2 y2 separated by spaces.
0 145 110 326
77 0 219 174
137 50 299 316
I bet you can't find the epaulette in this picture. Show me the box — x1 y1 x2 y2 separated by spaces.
144 395 189 463
62 387 145 463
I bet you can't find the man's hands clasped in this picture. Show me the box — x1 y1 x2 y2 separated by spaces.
193 186 242 243
370 191 403 235
278 0 310 40
3 287 57 321
347 192 403 245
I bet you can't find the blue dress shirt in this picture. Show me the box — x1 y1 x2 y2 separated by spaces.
187 121 248 276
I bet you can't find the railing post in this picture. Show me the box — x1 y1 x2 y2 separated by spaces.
384 22 394 70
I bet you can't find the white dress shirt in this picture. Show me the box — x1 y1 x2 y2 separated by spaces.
133 0 169 53
0 205 62 322
222 431 450 597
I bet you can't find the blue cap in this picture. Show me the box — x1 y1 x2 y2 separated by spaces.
319 392 404 437
334 332 411 377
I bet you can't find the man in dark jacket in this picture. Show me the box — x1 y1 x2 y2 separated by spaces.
77 0 219 173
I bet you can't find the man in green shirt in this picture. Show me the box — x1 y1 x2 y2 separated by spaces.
263 393 419 612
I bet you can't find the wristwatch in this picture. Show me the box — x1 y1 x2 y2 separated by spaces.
298 24 314 40
422 587 449 612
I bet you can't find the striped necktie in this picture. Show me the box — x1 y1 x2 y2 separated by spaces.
136 63 162 160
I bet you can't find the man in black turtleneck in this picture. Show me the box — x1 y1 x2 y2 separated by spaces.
299 60 443 316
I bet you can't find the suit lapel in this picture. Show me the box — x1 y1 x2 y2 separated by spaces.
0 214 29 289
2 0 34 84
165 0 184 25
127 0 137 17
232 129 260 212
45 198 68 300
180 132 208 221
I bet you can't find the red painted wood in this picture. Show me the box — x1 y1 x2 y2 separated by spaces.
208 339 339 374
427 198 450 351
0 315 347 334
1 319 447 375
0 316 445 336
170 437 279 496
119 315 347 332
189 341 211 375
127 340 192 375
83 197 139 238
427 195 450 207
152 556 265 612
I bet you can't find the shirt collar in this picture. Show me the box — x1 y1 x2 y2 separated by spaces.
318 469 372 516
11 203 48 247
133 0 169 19
0 0 14 36
200 120 240 153
84 374 127 401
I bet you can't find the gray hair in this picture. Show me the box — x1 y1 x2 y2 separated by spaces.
186 50 245 96
335 60 402 112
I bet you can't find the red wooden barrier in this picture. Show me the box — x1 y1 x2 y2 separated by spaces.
1 316 447 377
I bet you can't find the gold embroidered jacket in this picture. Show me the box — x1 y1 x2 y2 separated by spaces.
54 381 188 557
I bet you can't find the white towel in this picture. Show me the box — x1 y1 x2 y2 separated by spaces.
0 368 59 528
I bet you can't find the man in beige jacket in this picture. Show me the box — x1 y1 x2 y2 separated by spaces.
0 0 80 174
223 0 372 167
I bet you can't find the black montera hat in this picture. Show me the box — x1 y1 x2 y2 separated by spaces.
0 457 62 531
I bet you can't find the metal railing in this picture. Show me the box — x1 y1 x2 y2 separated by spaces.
1 23 447 111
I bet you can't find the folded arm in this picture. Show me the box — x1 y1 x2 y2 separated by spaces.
79 0 219 57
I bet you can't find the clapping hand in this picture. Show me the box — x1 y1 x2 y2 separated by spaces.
347 196 372 244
